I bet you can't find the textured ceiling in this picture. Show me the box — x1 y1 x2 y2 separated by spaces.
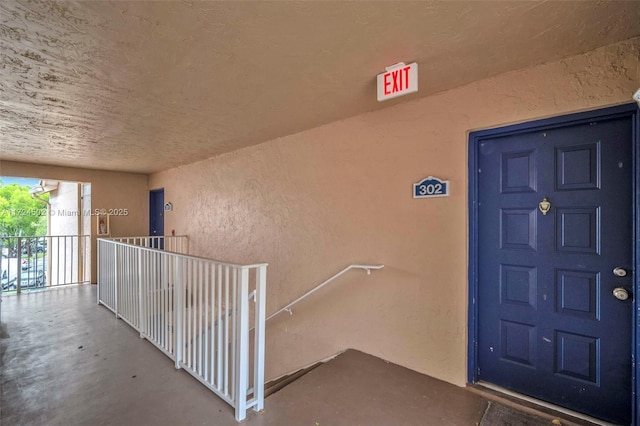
1 1 639 174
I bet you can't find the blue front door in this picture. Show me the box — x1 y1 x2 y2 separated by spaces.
476 114 632 424
149 189 164 248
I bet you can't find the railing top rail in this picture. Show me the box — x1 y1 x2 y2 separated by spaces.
1 235 91 238
97 237 267 269
107 235 188 239
265 264 384 322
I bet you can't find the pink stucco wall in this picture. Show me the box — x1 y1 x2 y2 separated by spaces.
156 37 639 385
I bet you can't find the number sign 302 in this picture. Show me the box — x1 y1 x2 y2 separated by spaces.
413 176 450 198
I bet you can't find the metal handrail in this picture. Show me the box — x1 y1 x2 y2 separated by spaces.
106 235 188 240
97 237 265 269
265 264 384 322
107 235 190 256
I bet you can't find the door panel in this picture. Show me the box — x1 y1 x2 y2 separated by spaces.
149 189 164 249
477 117 632 424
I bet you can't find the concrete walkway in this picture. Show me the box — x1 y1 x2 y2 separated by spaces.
0 286 592 426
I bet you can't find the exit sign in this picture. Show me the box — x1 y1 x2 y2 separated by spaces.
377 62 418 102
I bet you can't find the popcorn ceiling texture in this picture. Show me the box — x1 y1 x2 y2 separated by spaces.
1 1 639 173
150 39 640 386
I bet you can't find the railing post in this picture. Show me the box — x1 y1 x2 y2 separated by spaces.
234 267 250 421
114 243 119 318
253 265 267 412
138 249 144 338
97 239 101 305
97 240 104 305
16 237 22 294
174 256 183 369
46 236 52 288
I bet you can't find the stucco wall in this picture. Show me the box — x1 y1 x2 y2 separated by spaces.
50 181 81 236
0 162 148 283
161 38 637 386
47 181 95 285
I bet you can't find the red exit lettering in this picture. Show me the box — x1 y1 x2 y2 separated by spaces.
383 66 411 95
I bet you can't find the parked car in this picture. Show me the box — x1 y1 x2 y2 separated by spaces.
1 254 18 282
2 270 45 290
1 254 9 279
0 275 10 291
21 239 47 255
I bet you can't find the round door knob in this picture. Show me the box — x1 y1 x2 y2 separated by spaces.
613 287 629 301
613 267 628 277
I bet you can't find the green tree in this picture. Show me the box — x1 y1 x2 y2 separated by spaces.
0 182 48 237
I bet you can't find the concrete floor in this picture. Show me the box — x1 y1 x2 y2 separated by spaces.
1 286 595 426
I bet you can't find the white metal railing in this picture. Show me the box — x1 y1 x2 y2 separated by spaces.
97 237 267 422
265 264 384 322
0 235 91 293
109 235 189 254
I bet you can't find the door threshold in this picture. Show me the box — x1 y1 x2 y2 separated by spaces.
470 382 615 426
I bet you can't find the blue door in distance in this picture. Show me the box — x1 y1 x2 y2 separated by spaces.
149 189 164 249
477 116 632 424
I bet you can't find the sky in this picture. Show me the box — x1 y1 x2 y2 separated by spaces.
0 176 39 187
